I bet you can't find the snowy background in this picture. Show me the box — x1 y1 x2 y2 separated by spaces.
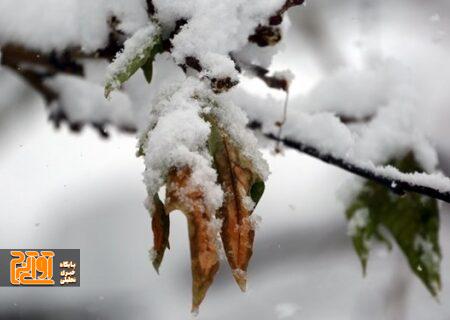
2 0 450 319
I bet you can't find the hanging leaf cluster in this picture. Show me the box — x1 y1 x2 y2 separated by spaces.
138 91 266 312
346 153 441 296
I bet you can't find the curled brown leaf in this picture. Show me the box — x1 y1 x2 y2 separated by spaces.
150 194 170 273
209 122 263 291
165 166 220 313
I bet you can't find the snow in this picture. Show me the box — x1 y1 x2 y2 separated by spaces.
301 60 409 120
199 52 238 83
155 0 285 80
336 177 365 207
227 87 355 157
351 93 439 172
226 56 450 196
233 14 291 69
414 235 441 293
142 75 270 213
214 94 270 180
347 208 370 237
362 162 450 193
142 78 223 213
1 0 447 202
274 302 300 319
3 0 450 318
105 23 159 96
46 75 135 129
243 196 256 211
248 214 262 231
414 235 440 271
0 0 149 52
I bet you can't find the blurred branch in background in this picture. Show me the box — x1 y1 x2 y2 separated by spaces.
3 42 450 204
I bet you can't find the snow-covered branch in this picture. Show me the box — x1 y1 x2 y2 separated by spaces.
3 44 450 203
264 130 450 202
1 0 449 308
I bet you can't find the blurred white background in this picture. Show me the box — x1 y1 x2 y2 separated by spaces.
2 0 450 319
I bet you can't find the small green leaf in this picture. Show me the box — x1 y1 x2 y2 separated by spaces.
105 26 163 98
250 181 265 205
346 153 441 295
207 121 222 156
141 58 154 83
141 37 164 84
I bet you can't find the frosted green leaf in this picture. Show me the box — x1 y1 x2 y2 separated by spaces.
105 24 162 98
250 180 265 205
346 153 441 296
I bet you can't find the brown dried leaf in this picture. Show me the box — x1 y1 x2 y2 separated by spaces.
165 166 220 313
150 194 170 273
209 123 263 291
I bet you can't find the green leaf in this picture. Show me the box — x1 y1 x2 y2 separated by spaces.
250 180 265 205
105 29 163 98
141 40 162 84
141 59 153 83
346 153 441 295
207 120 222 156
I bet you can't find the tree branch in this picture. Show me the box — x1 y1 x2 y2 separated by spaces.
3 43 450 202
262 131 450 203
2 2 450 204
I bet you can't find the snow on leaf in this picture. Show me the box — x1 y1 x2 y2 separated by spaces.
104 23 162 98
141 78 226 311
346 153 441 295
